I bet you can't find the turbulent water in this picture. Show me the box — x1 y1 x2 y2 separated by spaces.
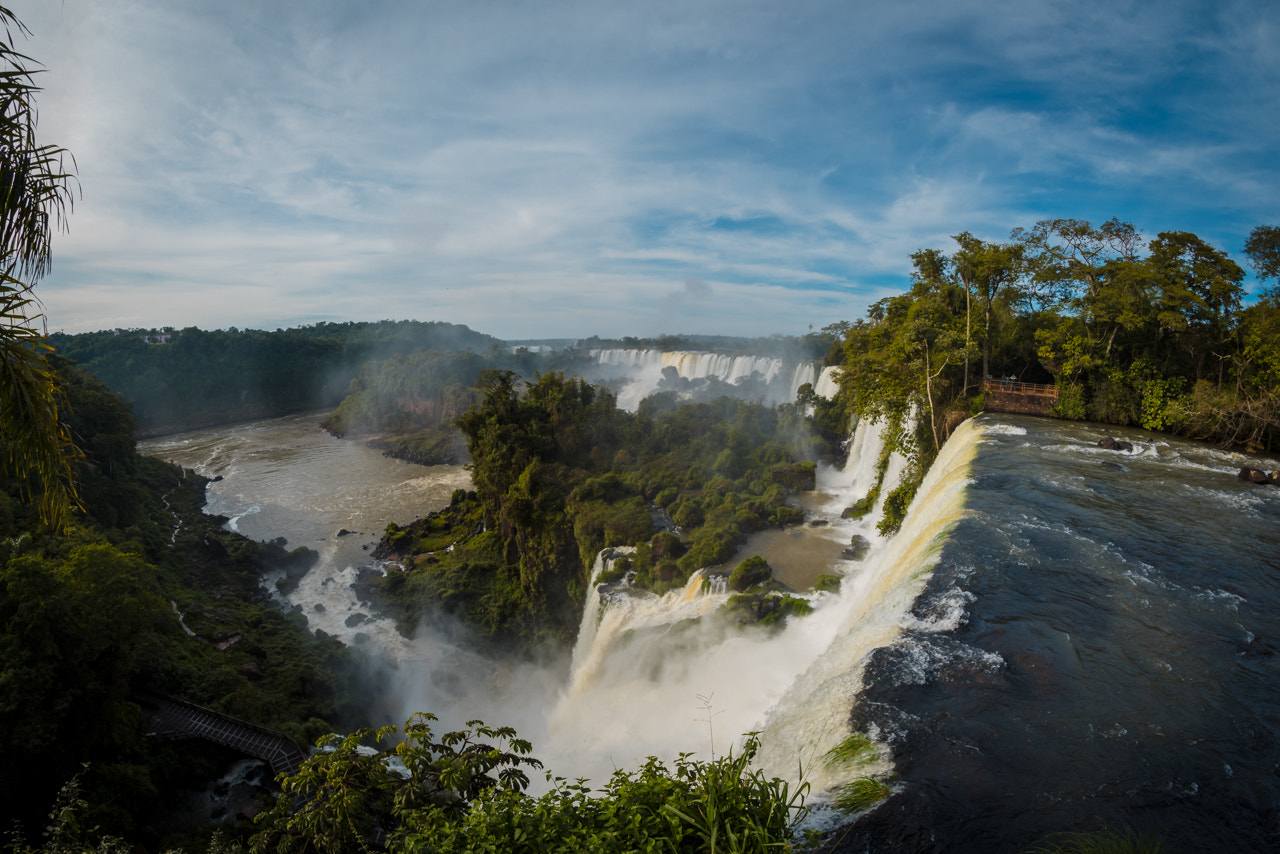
837 415 1280 852
139 413 471 657
141 410 1280 850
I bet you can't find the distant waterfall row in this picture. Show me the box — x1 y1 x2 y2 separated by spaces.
588 348 840 411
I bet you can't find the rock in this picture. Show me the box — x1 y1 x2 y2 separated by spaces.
842 534 871 561
345 612 370 627
210 475 224 482
240 661 264 679
1238 467 1273 485
1098 436 1133 452
354 566 382 585
336 528 355 537
313 603 326 613
1241 637 1275 657
808 518 830 527
1099 461 1126 472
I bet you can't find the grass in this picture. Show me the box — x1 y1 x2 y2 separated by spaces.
1026 828 1165 854
831 777 891 813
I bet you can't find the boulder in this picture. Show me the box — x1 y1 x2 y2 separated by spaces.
1098 436 1133 452
1238 467 1273 485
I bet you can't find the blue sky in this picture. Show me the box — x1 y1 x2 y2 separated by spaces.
13 0 1280 340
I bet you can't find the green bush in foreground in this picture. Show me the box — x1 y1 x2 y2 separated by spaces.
250 716 808 854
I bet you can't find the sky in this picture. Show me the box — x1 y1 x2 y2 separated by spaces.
11 0 1280 340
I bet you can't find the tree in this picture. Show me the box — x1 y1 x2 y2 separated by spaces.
0 6 79 529
1244 225 1280 296
952 232 1024 384
1146 231 1245 382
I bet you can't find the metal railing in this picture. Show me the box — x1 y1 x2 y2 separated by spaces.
983 379 1058 399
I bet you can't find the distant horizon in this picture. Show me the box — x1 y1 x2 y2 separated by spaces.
50 320 829 349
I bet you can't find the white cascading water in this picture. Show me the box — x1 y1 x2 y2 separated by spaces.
589 349 832 411
539 413 966 792
814 366 841 401
753 418 979 792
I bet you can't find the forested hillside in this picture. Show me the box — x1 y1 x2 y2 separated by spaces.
366 371 831 647
0 359 368 849
49 321 504 434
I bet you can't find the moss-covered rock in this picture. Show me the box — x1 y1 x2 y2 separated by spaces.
729 555 773 592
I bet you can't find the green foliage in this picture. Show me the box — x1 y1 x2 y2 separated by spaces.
814 573 842 593
252 722 807 854
251 715 542 854
51 321 508 434
723 592 814 628
824 733 879 768
1049 382 1087 420
1026 828 1165 854
877 466 922 536
2 770 135 854
1 359 363 842
369 374 820 641
831 777 891 814
0 6 81 531
728 555 772 592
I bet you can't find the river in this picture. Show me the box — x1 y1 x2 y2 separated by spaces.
141 411 1280 851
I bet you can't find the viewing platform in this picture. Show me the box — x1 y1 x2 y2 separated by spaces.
982 378 1059 416
136 692 308 779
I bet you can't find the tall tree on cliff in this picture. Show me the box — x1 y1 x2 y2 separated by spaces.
0 6 79 529
1244 225 1280 300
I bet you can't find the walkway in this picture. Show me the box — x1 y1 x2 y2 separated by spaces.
137 692 309 779
982 378 1059 416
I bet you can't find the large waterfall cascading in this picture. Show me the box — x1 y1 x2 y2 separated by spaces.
814 365 841 400
754 418 979 791
545 413 957 793
589 349 833 411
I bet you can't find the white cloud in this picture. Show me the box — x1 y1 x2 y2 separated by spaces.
9 0 1280 337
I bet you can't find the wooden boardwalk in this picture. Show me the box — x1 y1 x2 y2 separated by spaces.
137 692 309 779
982 379 1059 416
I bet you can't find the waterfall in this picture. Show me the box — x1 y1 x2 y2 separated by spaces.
814 366 841 400
752 418 980 790
567 547 632 684
541 413 958 789
561 568 727 700
588 348 825 411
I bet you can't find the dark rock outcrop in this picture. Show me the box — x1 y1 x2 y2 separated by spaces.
1238 467 1275 485
1098 436 1133 452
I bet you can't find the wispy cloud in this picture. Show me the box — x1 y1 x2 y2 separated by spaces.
11 0 1280 338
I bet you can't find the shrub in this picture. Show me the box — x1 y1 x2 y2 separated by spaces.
814 573 842 593
729 556 772 592
672 501 704 528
